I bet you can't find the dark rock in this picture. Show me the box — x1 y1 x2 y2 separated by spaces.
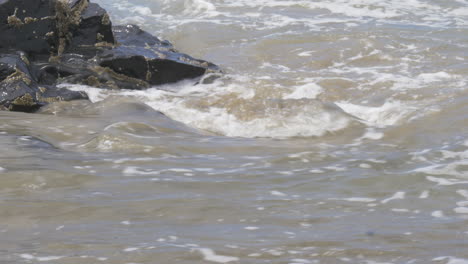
99 25 220 86
112 24 173 48
0 53 26 82
0 53 87 112
68 2 114 49
0 0 58 59
0 53 41 111
0 0 220 112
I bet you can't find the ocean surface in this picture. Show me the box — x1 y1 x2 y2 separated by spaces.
1 0 468 263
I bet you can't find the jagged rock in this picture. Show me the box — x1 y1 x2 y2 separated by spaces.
0 53 39 111
98 25 219 86
0 53 87 112
0 0 58 59
112 23 173 48
68 2 114 49
0 0 220 112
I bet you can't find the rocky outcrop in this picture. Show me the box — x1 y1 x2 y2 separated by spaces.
0 0 220 112
0 53 86 111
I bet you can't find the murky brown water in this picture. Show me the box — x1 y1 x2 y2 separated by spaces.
1 0 467 263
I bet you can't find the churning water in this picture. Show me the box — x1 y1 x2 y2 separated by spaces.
1 0 467 263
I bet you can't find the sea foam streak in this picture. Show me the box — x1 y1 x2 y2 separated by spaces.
94 0 468 33
61 76 355 138
84 0 468 139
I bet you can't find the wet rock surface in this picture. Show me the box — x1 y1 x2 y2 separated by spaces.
0 0 220 112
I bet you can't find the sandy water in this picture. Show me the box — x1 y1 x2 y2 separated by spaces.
1 0 467 263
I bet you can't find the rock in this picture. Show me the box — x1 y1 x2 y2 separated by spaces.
67 2 114 49
0 0 220 112
0 53 87 112
98 25 219 86
111 23 173 48
0 54 39 111
68 0 84 9
0 0 59 59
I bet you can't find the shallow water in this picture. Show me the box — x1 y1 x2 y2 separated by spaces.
1 0 467 263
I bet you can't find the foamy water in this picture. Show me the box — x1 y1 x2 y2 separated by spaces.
1 0 467 263
60 0 468 138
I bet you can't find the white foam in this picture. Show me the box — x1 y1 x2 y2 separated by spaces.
64 0 468 143
381 192 405 204
298 51 314 57
64 79 352 138
392 208 409 212
289 259 311 264
58 84 109 103
283 83 323 100
20 254 64 262
309 169 324 173
167 168 194 173
184 0 219 16
451 7 468 16
417 71 452 82
20 254 34 260
271 190 287 197
36 256 64 261
454 207 468 214
307 1 400 19
433 256 468 264
288 151 314 158
194 168 215 172
419 190 429 199
457 190 468 199
426 176 468 186
132 6 153 16
330 197 376 202
196 248 239 263
324 166 347 172
365 261 395 264
336 100 416 127
123 166 160 176
441 149 468 160
359 129 384 140
431 210 445 218
265 249 284 256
